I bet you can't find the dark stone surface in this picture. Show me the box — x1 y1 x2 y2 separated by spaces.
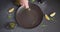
0 0 60 32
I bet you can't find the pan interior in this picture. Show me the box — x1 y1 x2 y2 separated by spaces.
16 3 43 29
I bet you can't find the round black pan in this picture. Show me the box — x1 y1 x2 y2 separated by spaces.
16 3 43 29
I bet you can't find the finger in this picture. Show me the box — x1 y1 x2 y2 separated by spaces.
19 0 29 8
24 0 29 9
25 3 29 9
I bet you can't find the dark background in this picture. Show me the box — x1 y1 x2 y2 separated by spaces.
0 0 60 32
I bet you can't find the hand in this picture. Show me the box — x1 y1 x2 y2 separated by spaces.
19 0 29 9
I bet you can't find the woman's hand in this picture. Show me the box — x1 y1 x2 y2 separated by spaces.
19 0 29 9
